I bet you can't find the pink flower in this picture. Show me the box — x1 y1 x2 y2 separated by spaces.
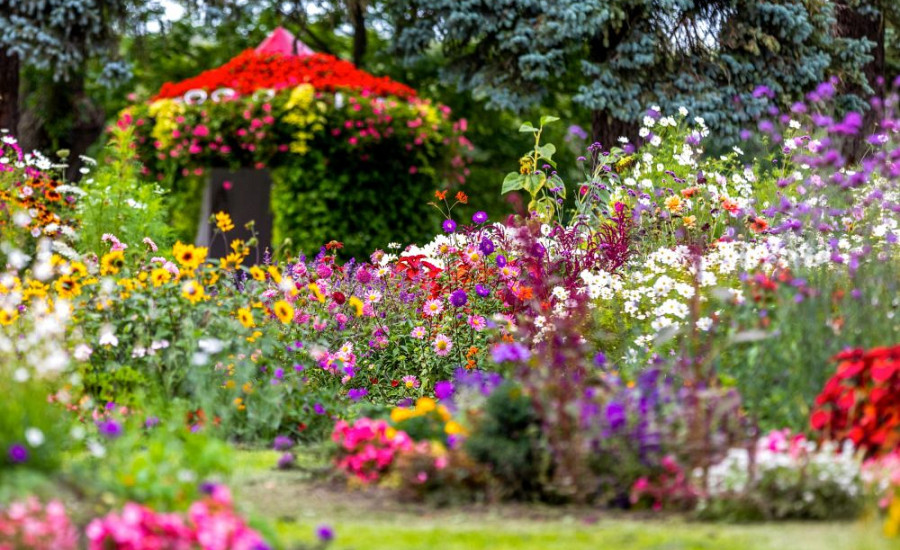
192 125 209 137
423 299 443 317
433 334 453 356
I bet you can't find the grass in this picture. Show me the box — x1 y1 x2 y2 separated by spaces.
232 450 896 550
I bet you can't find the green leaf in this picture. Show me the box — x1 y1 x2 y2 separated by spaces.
537 143 557 166
501 172 525 194
539 115 560 126
535 196 556 222
523 173 545 196
549 174 566 199
518 122 537 133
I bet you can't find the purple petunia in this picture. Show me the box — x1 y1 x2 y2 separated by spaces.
449 289 468 307
8 443 27 463
347 388 368 401
316 525 335 542
491 342 531 364
98 420 123 439
434 380 454 401
479 237 495 255
273 435 294 451
472 211 488 224
442 219 457 233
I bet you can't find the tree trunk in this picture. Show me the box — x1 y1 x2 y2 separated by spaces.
66 71 105 181
835 1 885 161
348 0 367 67
591 109 639 152
0 47 20 134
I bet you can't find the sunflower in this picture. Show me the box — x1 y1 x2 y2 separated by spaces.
219 252 244 271
173 241 207 271
236 307 254 328
272 300 294 324
53 275 81 299
248 266 266 281
181 280 206 304
68 261 88 278
215 211 235 232
0 308 18 325
100 250 125 276
267 266 282 284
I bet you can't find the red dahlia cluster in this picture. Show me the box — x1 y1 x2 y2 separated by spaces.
156 50 417 100
811 345 900 457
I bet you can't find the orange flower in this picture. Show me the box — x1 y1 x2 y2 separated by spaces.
680 187 699 198
749 216 769 233
435 190 448 200
455 191 468 204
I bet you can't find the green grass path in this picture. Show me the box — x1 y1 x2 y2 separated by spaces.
234 450 896 550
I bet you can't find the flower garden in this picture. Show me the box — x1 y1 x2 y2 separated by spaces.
2 17 900 550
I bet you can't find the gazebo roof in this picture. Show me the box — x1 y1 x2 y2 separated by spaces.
154 27 416 101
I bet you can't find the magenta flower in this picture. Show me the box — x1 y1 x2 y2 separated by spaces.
442 219 457 233
472 211 488 224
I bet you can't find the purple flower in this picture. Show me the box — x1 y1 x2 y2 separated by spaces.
491 342 531 364
472 211 488 224
199 481 218 495
316 525 335 542
8 443 27 463
98 420 123 439
277 452 295 470
449 289 468 307
496 255 507 268
478 237 495 255
273 435 294 451
442 219 457 233
593 352 607 367
347 388 368 401
567 124 588 140
273 368 284 380
605 401 627 431
144 416 160 429
434 380 454 400
313 403 326 415
739 129 753 140
475 284 490 298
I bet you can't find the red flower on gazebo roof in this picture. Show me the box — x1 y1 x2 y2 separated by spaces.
154 27 416 101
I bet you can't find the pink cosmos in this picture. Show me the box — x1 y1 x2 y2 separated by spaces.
433 333 453 356
402 375 419 389
423 299 443 317
467 315 487 331
411 326 426 339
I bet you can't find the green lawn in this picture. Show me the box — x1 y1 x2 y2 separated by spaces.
232 451 896 550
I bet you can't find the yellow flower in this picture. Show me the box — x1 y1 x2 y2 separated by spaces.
390 407 414 423
247 330 263 343
248 266 266 281
0 308 18 325
150 267 172 287
414 397 436 414
683 215 696 228
22 280 49 301
664 195 683 213
54 275 81 299
348 296 364 317
308 282 325 303
219 251 244 271
230 239 249 256
267 266 282 284
100 250 125 276
69 261 88 278
215 211 235 232
173 241 207 271
444 420 468 436
273 300 294 324
181 280 205 304
237 307 254 328
233 397 245 411
437 405 451 422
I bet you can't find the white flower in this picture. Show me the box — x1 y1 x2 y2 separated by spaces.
99 327 119 347
197 338 224 354
696 317 713 331
678 106 689 117
25 427 45 447
650 135 662 147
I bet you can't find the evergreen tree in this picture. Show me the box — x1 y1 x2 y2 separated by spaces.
389 1 874 145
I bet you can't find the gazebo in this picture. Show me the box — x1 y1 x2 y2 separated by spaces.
124 28 471 259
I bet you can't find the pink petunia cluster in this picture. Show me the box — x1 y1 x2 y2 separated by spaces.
86 485 269 550
0 498 78 550
331 417 413 483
